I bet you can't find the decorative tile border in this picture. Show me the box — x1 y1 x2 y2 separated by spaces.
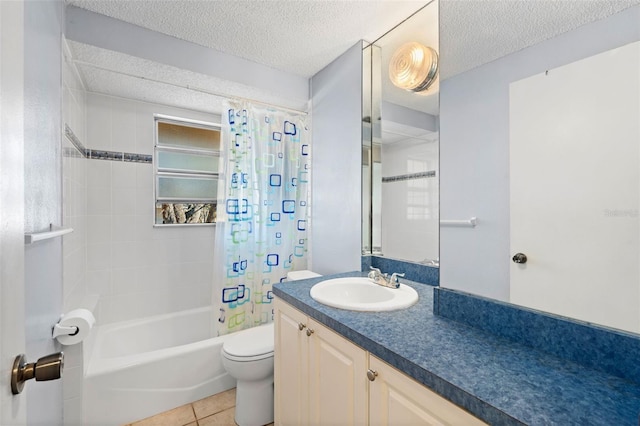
64 124 152 164
361 255 439 286
88 149 123 161
123 153 153 163
62 146 84 159
64 124 88 158
382 170 436 183
434 287 640 385
88 149 152 163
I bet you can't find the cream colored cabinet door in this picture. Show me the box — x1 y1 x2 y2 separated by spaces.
275 299 369 425
307 318 369 425
368 356 487 426
274 299 309 426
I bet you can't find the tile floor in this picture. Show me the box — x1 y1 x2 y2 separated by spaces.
125 388 274 426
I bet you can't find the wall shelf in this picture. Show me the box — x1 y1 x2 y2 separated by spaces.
25 224 74 244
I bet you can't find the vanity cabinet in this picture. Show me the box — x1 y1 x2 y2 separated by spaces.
368 355 486 425
274 298 368 425
274 298 486 426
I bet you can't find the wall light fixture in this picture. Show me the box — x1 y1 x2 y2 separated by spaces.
389 42 439 93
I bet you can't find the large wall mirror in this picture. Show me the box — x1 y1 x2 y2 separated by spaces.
362 1 439 265
439 3 640 334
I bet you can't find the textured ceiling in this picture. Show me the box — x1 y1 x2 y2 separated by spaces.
65 0 640 116
68 41 308 114
68 0 640 81
67 0 428 78
439 0 640 79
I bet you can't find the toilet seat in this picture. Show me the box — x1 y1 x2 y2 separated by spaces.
222 323 274 362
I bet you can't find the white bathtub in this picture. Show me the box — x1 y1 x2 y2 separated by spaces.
83 307 236 426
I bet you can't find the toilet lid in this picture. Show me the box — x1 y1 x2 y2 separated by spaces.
223 322 274 358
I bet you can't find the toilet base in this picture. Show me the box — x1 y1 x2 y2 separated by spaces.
234 376 274 426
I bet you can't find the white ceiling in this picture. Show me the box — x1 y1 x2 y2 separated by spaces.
66 0 640 115
67 0 428 78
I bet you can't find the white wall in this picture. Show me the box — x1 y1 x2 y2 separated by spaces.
62 41 88 314
23 0 65 424
85 93 219 325
61 39 88 426
311 41 363 275
440 5 640 300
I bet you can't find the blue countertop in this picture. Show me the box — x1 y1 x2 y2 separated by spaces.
273 271 640 425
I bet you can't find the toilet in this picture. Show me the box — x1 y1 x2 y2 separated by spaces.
222 323 275 426
221 270 320 426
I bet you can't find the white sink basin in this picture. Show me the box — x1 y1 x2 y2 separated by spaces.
309 277 418 312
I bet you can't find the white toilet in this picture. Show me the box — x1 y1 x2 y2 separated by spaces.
221 270 320 426
222 322 275 426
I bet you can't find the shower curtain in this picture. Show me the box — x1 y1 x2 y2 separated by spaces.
214 100 311 335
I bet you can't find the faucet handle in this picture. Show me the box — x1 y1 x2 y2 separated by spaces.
389 272 405 284
368 267 382 279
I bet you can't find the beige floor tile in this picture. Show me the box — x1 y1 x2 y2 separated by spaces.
197 407 236 426
130 403 196 426
193 388 237 419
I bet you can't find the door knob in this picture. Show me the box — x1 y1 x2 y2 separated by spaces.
298 323 306 331
11 352 64 395
512 253 528 264
306 328 314 336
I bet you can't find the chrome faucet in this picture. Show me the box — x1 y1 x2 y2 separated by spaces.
368 267 405 289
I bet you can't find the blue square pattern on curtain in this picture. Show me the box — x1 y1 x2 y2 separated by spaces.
214 100 311 335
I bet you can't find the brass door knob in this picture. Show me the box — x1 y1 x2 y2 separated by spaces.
298 323 306 331
306 328 314 336
11 352 64 395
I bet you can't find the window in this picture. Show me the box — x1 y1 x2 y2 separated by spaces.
154 115 221 225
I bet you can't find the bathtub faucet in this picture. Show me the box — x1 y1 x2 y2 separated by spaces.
368 267 404 289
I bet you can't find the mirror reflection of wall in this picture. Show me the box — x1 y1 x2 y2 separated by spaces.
362 1 439 265
440 2 640 334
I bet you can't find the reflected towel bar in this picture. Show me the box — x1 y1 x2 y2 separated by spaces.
440 217 477 228
25 224 74 244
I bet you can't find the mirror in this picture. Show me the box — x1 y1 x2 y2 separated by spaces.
439 3 640 334
362 1 439 265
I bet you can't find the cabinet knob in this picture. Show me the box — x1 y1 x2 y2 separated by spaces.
366 369 378 381
306 328 314 336
298 323 306 331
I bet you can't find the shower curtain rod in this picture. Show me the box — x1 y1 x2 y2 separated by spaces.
72 60 309 116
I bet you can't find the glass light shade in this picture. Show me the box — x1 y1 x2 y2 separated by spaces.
389 42 439 93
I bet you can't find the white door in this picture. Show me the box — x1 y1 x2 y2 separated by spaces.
0 1 27 423
509 41 640 333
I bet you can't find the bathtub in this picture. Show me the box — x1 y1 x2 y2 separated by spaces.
83 307 236 426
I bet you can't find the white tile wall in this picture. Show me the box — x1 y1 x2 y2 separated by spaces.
62 40 88 426
381 139 439 263
63 80 222 423
85 93 219 325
